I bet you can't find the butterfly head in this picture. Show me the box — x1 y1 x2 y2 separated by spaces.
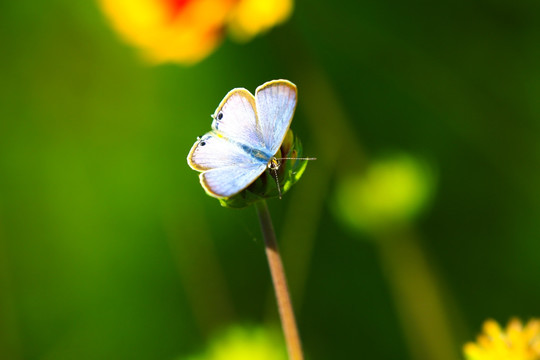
268 157 281 171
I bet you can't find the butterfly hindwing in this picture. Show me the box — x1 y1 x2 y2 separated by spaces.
211 88 265 149
255 80 297 155
200 164 267 198
188 132 269 198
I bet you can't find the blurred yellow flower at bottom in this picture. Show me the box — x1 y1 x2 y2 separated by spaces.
183 326 286 360
464 318 540 360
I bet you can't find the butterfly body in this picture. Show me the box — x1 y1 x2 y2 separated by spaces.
187 80 298 198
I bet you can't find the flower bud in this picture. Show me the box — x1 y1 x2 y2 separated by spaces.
219 129 310 208
183 325 286 360
333 153 435 235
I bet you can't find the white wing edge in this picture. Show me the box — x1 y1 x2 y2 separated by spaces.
199 165 268 198
255 79 297 93
187 138 203 171
212 87 255 118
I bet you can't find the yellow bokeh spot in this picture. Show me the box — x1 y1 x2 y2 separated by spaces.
464 318 540 360
227 0 293 41
99 0 235 64
334 154 434 234
99 0 293 64
184 326 286 360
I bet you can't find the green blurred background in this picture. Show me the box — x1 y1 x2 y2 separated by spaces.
1 1 540 359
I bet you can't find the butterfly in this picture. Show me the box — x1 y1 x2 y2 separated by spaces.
187 79 314 199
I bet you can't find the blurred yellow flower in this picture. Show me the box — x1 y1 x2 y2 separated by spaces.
464 318 540 360
334 153 435 234
184 326 286 360
228 0 293 41
99 0 293 64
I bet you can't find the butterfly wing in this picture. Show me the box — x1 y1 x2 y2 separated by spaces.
188 132 251 171
255 80 298 155
200 164 267 198
188 81 298 199
187 133 267 198
211 88 265 149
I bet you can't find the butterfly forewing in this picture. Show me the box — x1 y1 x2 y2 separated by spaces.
255 80 297 155
211 89 265 148
200 164 267 198
188 133 255 171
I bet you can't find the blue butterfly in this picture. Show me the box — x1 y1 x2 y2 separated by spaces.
187 79 311 198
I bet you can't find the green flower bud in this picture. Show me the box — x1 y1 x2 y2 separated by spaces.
182 325 286 360
333 153 435 235
219 129 310 208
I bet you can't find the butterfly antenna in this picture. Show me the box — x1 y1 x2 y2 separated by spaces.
271 168 282 200
276 157 317 160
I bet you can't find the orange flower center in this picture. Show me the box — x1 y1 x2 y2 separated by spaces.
162 0 193 20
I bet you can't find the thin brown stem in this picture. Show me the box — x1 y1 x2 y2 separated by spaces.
255 200 304 360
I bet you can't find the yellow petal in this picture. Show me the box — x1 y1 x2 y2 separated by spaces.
228 0 293 41
99 0 236 64
464 318 540 360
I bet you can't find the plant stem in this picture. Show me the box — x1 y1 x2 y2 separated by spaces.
378 227 459 360
255 200 304 360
